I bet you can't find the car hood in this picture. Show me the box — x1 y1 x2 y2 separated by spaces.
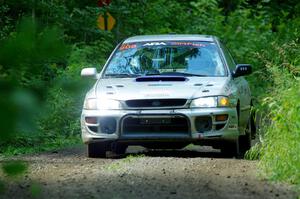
95 77 231 100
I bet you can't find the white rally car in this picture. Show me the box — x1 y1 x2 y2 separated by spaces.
80 34 256 158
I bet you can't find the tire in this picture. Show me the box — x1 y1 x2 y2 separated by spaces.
220 102 241 157
250 109 257 139
220 141 239 158
221 103 252 158
238 118 252 158
111 143 127 155
87 142 108 158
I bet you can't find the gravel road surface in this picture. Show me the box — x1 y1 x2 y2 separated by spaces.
0 145 298 199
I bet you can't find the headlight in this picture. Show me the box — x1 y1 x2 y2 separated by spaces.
84 98 98 110
190 97 217 108
99 99 122 110
84 98 122 110
190 96 229 108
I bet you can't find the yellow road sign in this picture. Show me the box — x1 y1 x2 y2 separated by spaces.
97 12 116 31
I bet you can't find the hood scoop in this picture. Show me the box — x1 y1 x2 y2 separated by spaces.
136 76 187 82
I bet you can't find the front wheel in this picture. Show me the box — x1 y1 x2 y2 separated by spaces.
238 117 252 156
87 142 108 158
250 108 257 139
220 141 239 157
111 143 128 156
221 119 252 158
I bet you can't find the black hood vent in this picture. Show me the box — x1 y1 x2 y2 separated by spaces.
136 76 187 82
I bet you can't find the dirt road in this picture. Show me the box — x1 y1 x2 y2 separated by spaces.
0 145 297 199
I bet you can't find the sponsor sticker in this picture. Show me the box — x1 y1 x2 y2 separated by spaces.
170 42 207 47
119 44 137 50
119 41 210 51
143 42 167 46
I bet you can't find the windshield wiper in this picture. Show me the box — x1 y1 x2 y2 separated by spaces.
159 72 207 77
104 73 141 78
144 71 160 76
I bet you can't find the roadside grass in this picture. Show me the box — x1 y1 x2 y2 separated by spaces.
0 135 81 158
259 82 300 185
244 40 300 189
123 154 145 162
245 143 261 160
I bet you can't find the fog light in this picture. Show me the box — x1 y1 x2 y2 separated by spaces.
195 116 212 132
215 114 228 122
85 117 98 124
100 117 116 134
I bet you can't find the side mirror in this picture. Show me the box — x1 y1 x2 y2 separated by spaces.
81 68 98 79
232 64 252 78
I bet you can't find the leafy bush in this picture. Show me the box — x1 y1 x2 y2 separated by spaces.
28 40 112 154
255 40 300 185
38 38 113 136
0 17 69 145
68 39 113 67
260 81 300 184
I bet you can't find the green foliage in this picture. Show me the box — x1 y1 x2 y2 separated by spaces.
0 180 4 194
0 135 80 157
0 18 68 81
245 143 261 160
260 82 300 184
1 161 28 177
104 154 145 171
68 39 113 67
30 182 42 198
188 0 224 34
0 4 13 39
0 17 69 142
253 40 300 185
39 86 81 137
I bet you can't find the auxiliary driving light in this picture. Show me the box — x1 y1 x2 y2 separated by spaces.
218 97 229 107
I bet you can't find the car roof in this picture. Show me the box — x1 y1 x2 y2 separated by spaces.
123 34 217 43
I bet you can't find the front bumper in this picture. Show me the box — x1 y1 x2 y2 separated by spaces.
81 107 240 145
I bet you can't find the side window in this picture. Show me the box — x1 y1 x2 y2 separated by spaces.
220 42 236 71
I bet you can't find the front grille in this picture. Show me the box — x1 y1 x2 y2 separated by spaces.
122 116 189 135
125 99 187 108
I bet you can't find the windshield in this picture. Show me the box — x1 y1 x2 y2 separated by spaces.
103 41 226 77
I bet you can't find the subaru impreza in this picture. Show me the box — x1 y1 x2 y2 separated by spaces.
80 34 255 158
